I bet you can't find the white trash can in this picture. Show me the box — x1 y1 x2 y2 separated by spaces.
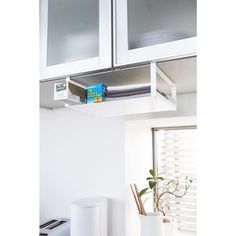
70 197 108 236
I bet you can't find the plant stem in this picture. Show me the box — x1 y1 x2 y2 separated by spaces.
156 183 191 211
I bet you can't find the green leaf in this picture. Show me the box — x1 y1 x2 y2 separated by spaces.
139 188 149 197
157 177 164 181
167 180 177 188
149 169 156 177
146 177 154 180
149 181 157 189
167 180 175 185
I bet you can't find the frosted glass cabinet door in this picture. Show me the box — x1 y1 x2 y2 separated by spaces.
40 0 111 80
115 0 197 65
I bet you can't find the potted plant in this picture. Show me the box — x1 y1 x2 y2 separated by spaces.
130 169 193 236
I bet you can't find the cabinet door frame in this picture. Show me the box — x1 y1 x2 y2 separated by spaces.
40 0 111 80
114 0 197 67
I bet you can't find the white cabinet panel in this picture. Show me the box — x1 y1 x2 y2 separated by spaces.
115 0 197 66
40 0 111 80
127 0 196 50
47 0 99 66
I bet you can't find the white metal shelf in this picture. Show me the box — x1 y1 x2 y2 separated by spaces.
68 92 175 117
66 62 176 117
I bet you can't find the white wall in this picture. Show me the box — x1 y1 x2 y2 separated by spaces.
124 122 153 236
40 93 196 236
40 108 125 236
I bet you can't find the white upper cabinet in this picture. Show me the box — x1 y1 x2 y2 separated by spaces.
115 0 197 66
40 0 196 79
40 0 111 80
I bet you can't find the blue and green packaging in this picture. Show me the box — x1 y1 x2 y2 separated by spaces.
87 84 107 103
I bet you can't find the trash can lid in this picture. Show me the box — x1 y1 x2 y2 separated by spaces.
71 197 108 208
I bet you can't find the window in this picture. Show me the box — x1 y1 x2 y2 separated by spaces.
153 126 197 235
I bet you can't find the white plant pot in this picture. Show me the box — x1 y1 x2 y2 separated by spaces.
161 216 177 236
139 213 163 236
139 213 177 236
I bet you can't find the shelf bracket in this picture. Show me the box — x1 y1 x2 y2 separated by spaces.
150 62 157 97
150 62 176 104
65 76 87 90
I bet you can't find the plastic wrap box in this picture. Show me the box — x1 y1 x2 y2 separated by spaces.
87 84 107 103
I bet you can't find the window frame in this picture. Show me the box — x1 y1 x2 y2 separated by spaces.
152 125 197 235
152 125 197 171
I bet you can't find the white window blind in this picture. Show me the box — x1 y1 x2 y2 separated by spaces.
154 127 197 236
